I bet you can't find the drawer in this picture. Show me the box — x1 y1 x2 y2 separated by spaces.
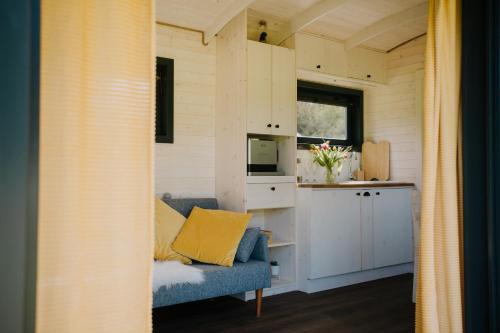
246 183 295 210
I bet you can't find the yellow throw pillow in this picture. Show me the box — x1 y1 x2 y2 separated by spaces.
171 207 252 267
154 197 192 264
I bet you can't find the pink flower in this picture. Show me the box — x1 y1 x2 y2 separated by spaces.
320 142 329 150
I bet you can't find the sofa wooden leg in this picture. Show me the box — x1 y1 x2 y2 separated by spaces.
255 289 263 318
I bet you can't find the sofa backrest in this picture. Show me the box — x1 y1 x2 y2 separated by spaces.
161 195 218 218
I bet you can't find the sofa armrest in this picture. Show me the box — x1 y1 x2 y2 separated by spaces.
250 234 269 262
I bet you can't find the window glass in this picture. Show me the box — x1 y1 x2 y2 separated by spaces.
297 101 347 140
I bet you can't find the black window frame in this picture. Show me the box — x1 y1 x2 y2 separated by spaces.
297 80 363 152
156 57 174 143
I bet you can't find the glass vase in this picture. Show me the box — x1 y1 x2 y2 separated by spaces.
325 167 335 183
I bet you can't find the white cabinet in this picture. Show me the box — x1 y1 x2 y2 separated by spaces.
271 45 296 136
372 189 413 268
247 40 296 136
295 34 347 77
294 33 387 84
300 187 413 281
346 47 387 83
309 190 361 279
246 182 295 210
247 41 272 135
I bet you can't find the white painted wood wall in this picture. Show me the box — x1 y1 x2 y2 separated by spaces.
365 36 426 184
155 26 217 197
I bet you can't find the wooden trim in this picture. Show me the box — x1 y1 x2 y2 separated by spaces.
203 0 255 44
386 33 427 53
298 182 415 189
155 21 208 46
255 289 263 317
345 2 428 50
277 0 351 44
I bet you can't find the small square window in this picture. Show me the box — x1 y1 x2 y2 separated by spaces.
297 101 348 140
297 81 363 151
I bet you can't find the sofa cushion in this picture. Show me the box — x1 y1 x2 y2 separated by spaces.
154 197 191 264
236 228 260 263
153 259 271 307
162 196 218 218
172 207 251 267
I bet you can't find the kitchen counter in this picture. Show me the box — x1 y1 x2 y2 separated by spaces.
298 181 415 188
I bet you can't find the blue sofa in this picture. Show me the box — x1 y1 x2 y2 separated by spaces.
153 196 271 317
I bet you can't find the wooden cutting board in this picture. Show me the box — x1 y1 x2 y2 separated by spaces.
362 141 390 181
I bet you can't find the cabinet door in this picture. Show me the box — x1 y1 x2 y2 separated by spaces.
323 40 348 77
346 47 387 83
271 46 296 136
295 34 327 73
247 41 272 134
309 190 362 279
372 188 413 268
360 190 374 270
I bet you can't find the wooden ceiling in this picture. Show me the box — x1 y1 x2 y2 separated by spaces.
156 0 428 52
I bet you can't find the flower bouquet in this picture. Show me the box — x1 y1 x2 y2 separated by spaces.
310 141 352 183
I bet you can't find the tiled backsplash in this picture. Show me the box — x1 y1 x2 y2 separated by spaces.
296 149 361 183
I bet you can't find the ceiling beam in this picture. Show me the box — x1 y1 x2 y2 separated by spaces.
277 0 351 44
345 2 428 50
203 0 256 44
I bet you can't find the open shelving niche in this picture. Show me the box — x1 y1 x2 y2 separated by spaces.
234 207 297 301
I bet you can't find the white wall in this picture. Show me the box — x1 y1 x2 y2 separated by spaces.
155 25 216 197
365 36 425 184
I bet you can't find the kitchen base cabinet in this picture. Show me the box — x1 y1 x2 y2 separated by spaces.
296 186 414 293
373 189 413 268
309 190 362 279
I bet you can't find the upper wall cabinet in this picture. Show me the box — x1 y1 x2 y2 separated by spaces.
294 34 387 84
247 40 296 136
295 34 347 77
346 47 387 83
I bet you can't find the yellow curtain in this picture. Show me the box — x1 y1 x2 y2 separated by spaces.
37 1 155 332
417 0 463 332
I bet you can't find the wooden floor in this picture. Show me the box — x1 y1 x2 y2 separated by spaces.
153 274 415 333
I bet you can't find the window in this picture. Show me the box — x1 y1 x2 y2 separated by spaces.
156 57 174 143
297 81 363 151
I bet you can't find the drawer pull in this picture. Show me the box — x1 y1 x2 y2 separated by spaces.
267 123 272 128
356 192 361 196
363 192 371 197
376 192 380 195
270 187 276 191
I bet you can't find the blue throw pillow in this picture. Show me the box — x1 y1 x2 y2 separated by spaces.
161 196 218 218
235 228 261 263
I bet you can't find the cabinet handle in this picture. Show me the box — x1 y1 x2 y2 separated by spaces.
376 192 380 195
267 123 272 128
275 124 280 128
316 64 321 69
270 187 276 191
367 74 372 78
356 192 361 196
363 192 371 197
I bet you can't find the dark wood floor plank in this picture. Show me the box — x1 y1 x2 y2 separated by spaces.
153 273 415 333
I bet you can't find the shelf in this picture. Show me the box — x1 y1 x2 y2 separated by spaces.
268 240 295 248
269 277 295 290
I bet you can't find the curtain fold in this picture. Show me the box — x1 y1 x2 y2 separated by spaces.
37 1 155 332
417 0 463 332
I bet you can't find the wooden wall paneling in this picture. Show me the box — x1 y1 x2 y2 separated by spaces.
215 10 248 212
155 25 217 197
